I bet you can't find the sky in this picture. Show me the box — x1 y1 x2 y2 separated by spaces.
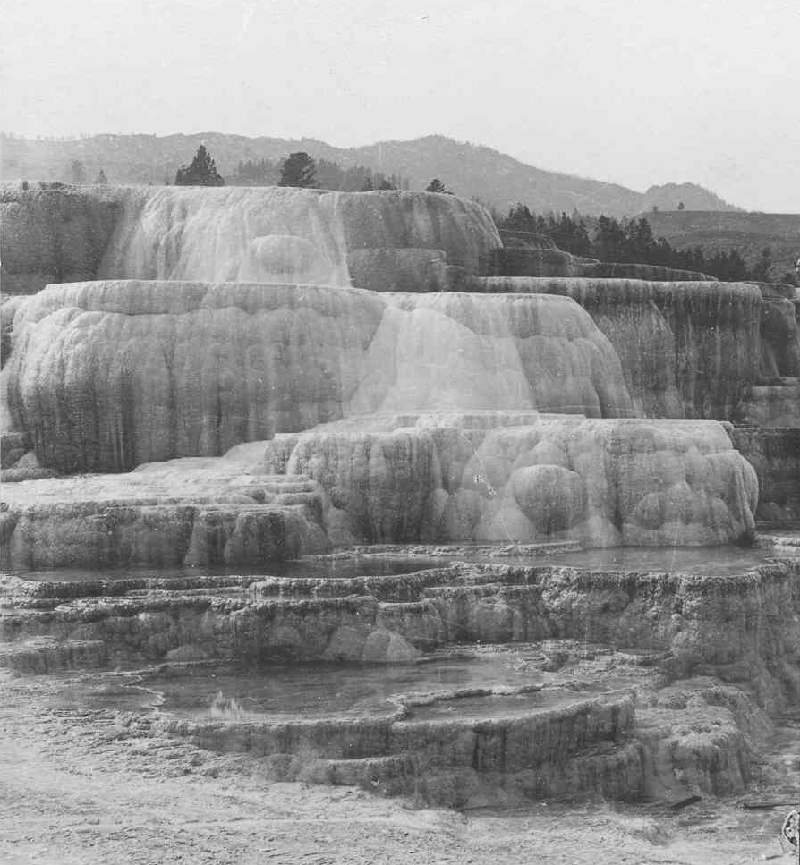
2 0 798 212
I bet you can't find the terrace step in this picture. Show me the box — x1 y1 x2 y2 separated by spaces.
0 637 108 673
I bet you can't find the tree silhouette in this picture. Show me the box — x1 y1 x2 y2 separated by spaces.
174 145 225 186
426 178 452 194
494 204 777 282
279 152 317 188
751 247 773 282
96 169 108 184
230 158 279 186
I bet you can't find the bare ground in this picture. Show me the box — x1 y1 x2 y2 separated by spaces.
0 670 796 865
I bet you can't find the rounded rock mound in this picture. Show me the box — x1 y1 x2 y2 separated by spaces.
511 464 587 532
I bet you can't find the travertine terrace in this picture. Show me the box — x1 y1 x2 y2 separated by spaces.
1 184 798 826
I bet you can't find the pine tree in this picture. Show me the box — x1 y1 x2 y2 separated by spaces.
279 152 317 188
174 145 225 186
593 216 627 262
751 247 773 282
315 158 345 190
425 178 452 194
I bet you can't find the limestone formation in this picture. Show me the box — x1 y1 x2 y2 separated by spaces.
481 247 581 278
1 178 799 829
736 382 800 427
1 184 797 565
1 294 25 367
471 277 763 420
731 427 800 520
2 556 797 806
0 185 121 294
578 262 714 282
4 560 797 694
5 282 632 472
759 290 799 380
263 413 758 547
346 248 449 292
1 185 501 292
328 189 500 274
0 453 329 569
0 410 759 562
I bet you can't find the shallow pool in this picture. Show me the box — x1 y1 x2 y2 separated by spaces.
6 556 444 583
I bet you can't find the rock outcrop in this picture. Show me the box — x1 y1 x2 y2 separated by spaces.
263 413 758 547
0 411 759 560
578 262 714 282
5 282 632 472
470 278 762 420
759 286 799 381
478 252 714 283
0 185 121 294
4 559 797 694
1 295 25 367
1 185 501 293
328 189 500 275
735 382 800 427
731 427 800 521
346 249 449 292
0 452 329 569
480 247 581 278
2 550 796 807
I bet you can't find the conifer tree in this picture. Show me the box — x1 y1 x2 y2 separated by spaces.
426 178 452 194
174 145 225 186
278 152 317 188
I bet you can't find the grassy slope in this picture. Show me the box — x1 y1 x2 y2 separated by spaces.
647 210 800 273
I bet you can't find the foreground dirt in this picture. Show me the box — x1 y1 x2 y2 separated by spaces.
0 671 795 865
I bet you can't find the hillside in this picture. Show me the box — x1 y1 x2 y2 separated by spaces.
647 210 800 275
0 132 737 218
641 182 737 213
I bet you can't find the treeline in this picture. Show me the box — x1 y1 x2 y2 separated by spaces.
228 155 409 192
494 204 787 283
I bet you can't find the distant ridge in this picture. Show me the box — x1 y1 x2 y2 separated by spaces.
646 209 800 274
0 132 738 217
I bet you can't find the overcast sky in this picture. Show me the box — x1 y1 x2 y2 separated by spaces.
2 0 798 211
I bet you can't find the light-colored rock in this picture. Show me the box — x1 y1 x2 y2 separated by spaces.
472 277 763 421
0 455 330 568
5 282 632 472
2 184 501 288
328 189 500 274
360 629 421 663
265 413 758 547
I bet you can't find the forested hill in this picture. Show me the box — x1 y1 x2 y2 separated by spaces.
646 209 800 275
0 132 737 217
